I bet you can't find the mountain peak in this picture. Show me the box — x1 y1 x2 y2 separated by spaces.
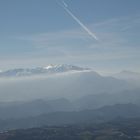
0 64 90 78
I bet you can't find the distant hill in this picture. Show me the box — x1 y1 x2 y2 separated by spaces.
0 88 140 119
0 98 74 119
75 88 140 110
0 103 140 130
112 70 140 81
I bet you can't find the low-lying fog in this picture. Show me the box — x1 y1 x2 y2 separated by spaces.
0 70 137 102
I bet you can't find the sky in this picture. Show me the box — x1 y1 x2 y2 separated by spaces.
0 0 140 74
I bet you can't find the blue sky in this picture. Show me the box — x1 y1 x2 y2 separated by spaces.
0 0 140 74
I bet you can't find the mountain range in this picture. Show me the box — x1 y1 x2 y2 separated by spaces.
0 64 139 130
0 103 140 130
0 87 140 120
0 64 140 82
0 64 139 101
0 64 90 77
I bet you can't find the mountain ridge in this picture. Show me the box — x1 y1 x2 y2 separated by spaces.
0 103 140 130
0 64 90 77
112 70 140 80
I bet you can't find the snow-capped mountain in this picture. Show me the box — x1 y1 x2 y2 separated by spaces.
0 64 90 77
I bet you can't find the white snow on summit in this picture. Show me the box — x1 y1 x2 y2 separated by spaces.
0 64 90 77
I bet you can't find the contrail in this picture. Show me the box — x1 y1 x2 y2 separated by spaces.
62 0 68 7
60 1 98 41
